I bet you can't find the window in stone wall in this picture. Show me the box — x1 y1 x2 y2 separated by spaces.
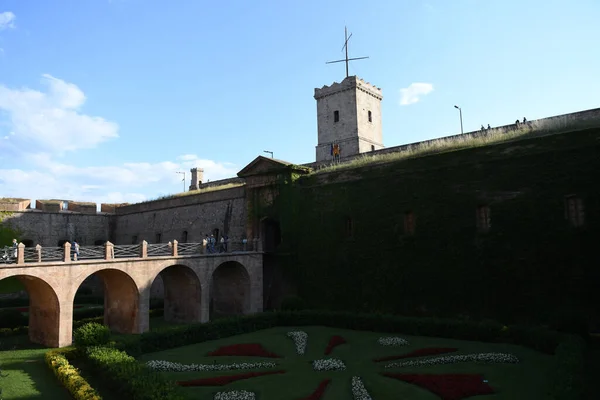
368 110 372 122
155 233 162 243
565 195 585 227
181 230 188 243
334 110 339 123
371 145 375 151
345 217 354 238
404 211 416 235
131 236 138 245
476 205 491 232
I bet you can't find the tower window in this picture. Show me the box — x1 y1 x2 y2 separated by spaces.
334 110 339 123
476 205 491 232
155 233 162 243
368 110 372 122
565 195 584 227
371 145 375 151
182 230 188 243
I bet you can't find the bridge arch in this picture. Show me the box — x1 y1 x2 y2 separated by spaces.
3 275 61 347
75 269 140 334
151 264 202 324
210 261 251 318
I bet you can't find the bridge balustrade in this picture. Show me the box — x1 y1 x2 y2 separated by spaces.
2 238 262 266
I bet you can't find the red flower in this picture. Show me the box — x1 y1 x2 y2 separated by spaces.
374 347 458 362
324 335 347 355
382 373 494 400
177 370 286 387
299 379 331 400
207 343 282 358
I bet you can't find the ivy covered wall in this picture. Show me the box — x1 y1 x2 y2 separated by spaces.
270 128 600 324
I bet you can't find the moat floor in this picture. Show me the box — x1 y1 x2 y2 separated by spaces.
138 326 553 400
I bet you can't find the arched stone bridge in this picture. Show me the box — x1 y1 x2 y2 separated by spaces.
0 249 263 348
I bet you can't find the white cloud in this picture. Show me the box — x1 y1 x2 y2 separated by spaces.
399 82 434 106
0 11 16 30
0 74 119 154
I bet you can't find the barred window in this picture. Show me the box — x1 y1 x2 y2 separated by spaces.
565 195 585 227
476 205 491 232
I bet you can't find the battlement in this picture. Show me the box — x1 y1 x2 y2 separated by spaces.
314 75 383 100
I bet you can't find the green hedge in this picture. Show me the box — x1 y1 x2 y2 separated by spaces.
102 311 585 400
83 346 183 400
45 348 102 400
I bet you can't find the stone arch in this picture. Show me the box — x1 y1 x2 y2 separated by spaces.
76 269 140 334
210 261 251 318
151 264 202 323
4 275 61 347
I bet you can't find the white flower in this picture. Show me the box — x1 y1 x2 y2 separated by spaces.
145 360 276 372
214 390 256 400
385 352 519 368
351 376 372 400
312 358 346 371
378 337 409 346
287 331 308 355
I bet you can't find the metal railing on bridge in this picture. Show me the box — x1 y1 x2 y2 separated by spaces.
1 238 261 265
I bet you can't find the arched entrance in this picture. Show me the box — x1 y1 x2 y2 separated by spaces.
260 218 281 253
151 265 202 324
210 261 251 318
76 269 140 334
1 275 61 347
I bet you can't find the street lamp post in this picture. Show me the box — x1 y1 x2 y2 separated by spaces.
263 150 274 159
454 105 464 135
176 171 185 192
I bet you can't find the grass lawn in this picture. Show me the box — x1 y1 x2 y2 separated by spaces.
138 326 553 400
0 347 71 400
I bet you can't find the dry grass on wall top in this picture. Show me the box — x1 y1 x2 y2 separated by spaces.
141 182 246 203
312 124 582 175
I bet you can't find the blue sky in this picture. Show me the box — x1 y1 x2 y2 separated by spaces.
0 0 599 205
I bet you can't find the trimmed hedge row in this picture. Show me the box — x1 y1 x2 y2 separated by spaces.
83 346 183 400
45 348 101 400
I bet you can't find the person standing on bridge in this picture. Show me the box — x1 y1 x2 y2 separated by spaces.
73 240 80 260
12 238 18 258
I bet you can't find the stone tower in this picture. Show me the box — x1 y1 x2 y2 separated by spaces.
189 167 204 191
314 75 384 162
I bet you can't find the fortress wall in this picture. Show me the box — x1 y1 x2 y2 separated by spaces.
113 187 247 245
1 211 111 247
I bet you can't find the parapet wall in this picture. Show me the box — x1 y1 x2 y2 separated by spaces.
0 198 31 211
314 75 383 100
305 106 600 169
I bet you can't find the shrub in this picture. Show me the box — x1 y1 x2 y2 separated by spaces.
280 296 307 311
0 309 27 328
85 346 183 400
45 348 101 400
74 323 110 347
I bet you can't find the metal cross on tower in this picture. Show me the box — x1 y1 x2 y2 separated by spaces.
326 26 369 78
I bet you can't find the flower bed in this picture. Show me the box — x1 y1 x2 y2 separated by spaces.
351 376 372 400
287 331 308 355
176 370 286 387
377 336 409 346
207 343 281 358
301 379 331 400
324 335 346 355
311 358 346 371
374 347 457 362
44 349 101 400
382 373 494 400
384 352 519 368
146 360 276 372
214 390 256 400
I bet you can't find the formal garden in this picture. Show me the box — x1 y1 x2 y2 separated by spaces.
0 303 592 400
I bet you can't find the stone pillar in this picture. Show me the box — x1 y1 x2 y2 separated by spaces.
57 300 73 348
105 241 114 260
36 244 42 262
172 240 178 257
16 242 25 264
200 283 210 323
249 261 264 314
63 242 71 263
140 240 148 258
